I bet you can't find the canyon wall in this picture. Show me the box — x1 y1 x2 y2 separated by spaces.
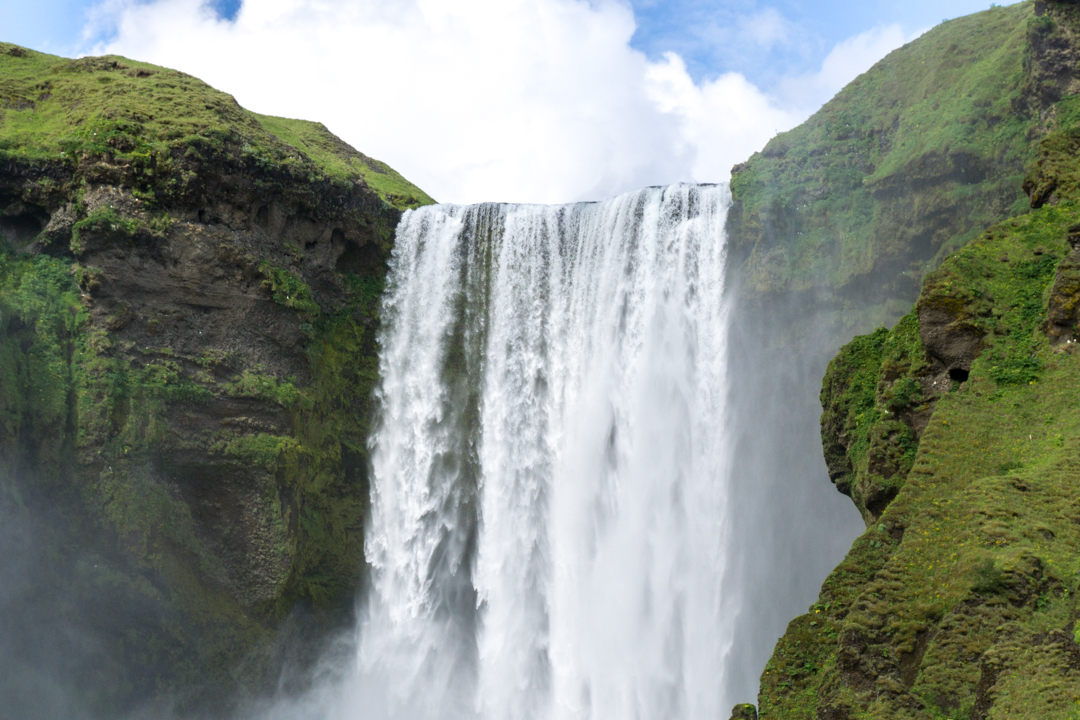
0 43 431 716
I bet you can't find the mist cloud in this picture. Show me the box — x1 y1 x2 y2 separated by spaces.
90 0 920 204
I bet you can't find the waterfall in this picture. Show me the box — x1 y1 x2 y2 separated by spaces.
360 183 734 720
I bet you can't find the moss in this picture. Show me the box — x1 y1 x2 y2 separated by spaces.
728 2 1043 336
224 368 307 409
213 432 301 471
0 38 418 714
258 262 320 315
0 244 279 708
253 114 435 209
272 300 381 611
820 311 931 520
762 84 1080 714
0 252 85 474
69 206 139 253
0 42 433 212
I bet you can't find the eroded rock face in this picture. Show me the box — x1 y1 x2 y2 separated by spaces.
0 102 410 716
819 317 946 525
1043 225 1080 343
916 296 986 380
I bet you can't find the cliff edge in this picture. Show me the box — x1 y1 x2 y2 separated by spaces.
0 43 431 715
756 2 1080 716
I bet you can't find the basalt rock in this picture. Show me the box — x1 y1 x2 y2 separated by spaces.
0 43 433 715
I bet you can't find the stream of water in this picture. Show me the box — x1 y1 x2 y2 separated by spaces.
353 184 735 720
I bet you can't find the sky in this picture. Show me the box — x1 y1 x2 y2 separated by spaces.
2 0 1018 204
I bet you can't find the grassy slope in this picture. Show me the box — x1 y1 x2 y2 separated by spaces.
0 42 434 209
757 43 1080 719
728 2 1037 335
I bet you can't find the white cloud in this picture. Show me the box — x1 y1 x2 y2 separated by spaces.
88 0 921 204
645 52 800 183
736 8 791 50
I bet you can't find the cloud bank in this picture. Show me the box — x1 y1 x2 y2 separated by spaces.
91 0 921 204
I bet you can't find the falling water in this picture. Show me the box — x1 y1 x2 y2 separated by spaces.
360 183 734 720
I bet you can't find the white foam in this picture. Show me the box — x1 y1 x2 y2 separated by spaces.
359 184 735 720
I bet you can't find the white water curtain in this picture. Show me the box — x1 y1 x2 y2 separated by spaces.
360 183 736 720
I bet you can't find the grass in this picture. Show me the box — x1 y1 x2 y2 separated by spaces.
763 204 1080 717
728 2 1038 336
0 210 390 707
254 114 434 208
0 42 433 211
258 261 321 314
0 37 416 712
760 57 1080 714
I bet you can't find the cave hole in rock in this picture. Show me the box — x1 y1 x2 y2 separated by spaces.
866 487 899 519
0 204 48 247
336 238 380 275
949 367 970 382
255 205 270 229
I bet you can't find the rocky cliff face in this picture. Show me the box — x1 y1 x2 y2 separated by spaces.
0 43 432 716
752 2 1080 717
726 1 1080 337
720 1 1080 702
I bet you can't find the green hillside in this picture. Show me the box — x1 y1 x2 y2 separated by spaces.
0 42 433 210
727 1 1056 336
755 5 1080 715
0 42 432 715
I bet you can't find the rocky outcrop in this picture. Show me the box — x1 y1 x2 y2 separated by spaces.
720 4 1080 705
1043 227 1080 342
0 44 432 715
754 7 1080 712
726 1 1080 339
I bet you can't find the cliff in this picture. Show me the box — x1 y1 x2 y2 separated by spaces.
726 0 1080 336
0 43 432 715
720 1 1080 701
754 2 1080 716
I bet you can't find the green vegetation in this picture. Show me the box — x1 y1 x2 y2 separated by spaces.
0 42 433 211
0 220 389 708
728 2 1041 337
259 261 320 314
70 205 141 253
0 252 84 475
820 312 928 521
762 203 1080 720
254 114 434 209
759 33 1080 714
0 40 424 713
0 247 273 709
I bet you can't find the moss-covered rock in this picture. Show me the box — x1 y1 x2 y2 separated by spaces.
759 18 1080 714
726 1 1080 339
722 3 1080 698
0 42 433 715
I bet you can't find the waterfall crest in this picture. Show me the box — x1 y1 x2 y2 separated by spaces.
361 183 735 720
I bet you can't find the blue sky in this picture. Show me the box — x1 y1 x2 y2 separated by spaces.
0 0 1020 204
627 0 1010 85
5 0 1009 82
